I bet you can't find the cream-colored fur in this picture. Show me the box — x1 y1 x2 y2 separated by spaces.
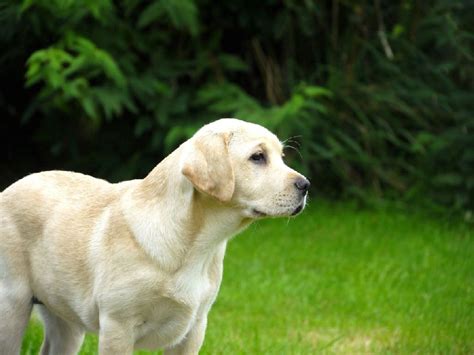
0 118 309 355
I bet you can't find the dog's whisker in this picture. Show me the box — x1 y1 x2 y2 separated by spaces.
283 144 304 160
283 136 302 148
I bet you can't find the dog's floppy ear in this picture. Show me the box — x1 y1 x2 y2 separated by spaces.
181 132 235 202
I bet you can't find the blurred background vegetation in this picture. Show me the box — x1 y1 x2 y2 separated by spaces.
1 0 473 216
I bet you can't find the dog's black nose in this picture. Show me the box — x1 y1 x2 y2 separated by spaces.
294 177 310 193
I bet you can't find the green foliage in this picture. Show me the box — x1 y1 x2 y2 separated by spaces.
0 0 473 213
25 32 128 123
138 0 199 35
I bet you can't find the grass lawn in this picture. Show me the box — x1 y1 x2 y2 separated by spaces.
21 202 473 354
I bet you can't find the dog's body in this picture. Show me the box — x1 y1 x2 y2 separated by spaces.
0 119 309 354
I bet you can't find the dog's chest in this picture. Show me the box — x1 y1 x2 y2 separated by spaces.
134 261 219 349
134 298 200 350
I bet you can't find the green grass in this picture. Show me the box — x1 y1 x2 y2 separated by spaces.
21 202 473 354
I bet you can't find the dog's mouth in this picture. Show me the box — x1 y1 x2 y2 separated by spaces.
251 203 304 218
252 209 267 218
291 204 303 216
249 194 307 218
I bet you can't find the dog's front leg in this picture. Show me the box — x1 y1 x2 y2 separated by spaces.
164 317 207 355
98 316 135 355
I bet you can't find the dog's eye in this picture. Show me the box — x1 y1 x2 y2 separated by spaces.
249 152 266 164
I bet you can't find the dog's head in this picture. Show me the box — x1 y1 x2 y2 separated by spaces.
181 118 310 218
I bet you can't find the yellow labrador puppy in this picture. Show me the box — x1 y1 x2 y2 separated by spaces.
0 118 309 355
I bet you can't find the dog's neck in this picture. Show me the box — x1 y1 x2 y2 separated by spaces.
122 146 252 272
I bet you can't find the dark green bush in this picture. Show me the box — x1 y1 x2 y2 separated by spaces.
1 0 472 213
